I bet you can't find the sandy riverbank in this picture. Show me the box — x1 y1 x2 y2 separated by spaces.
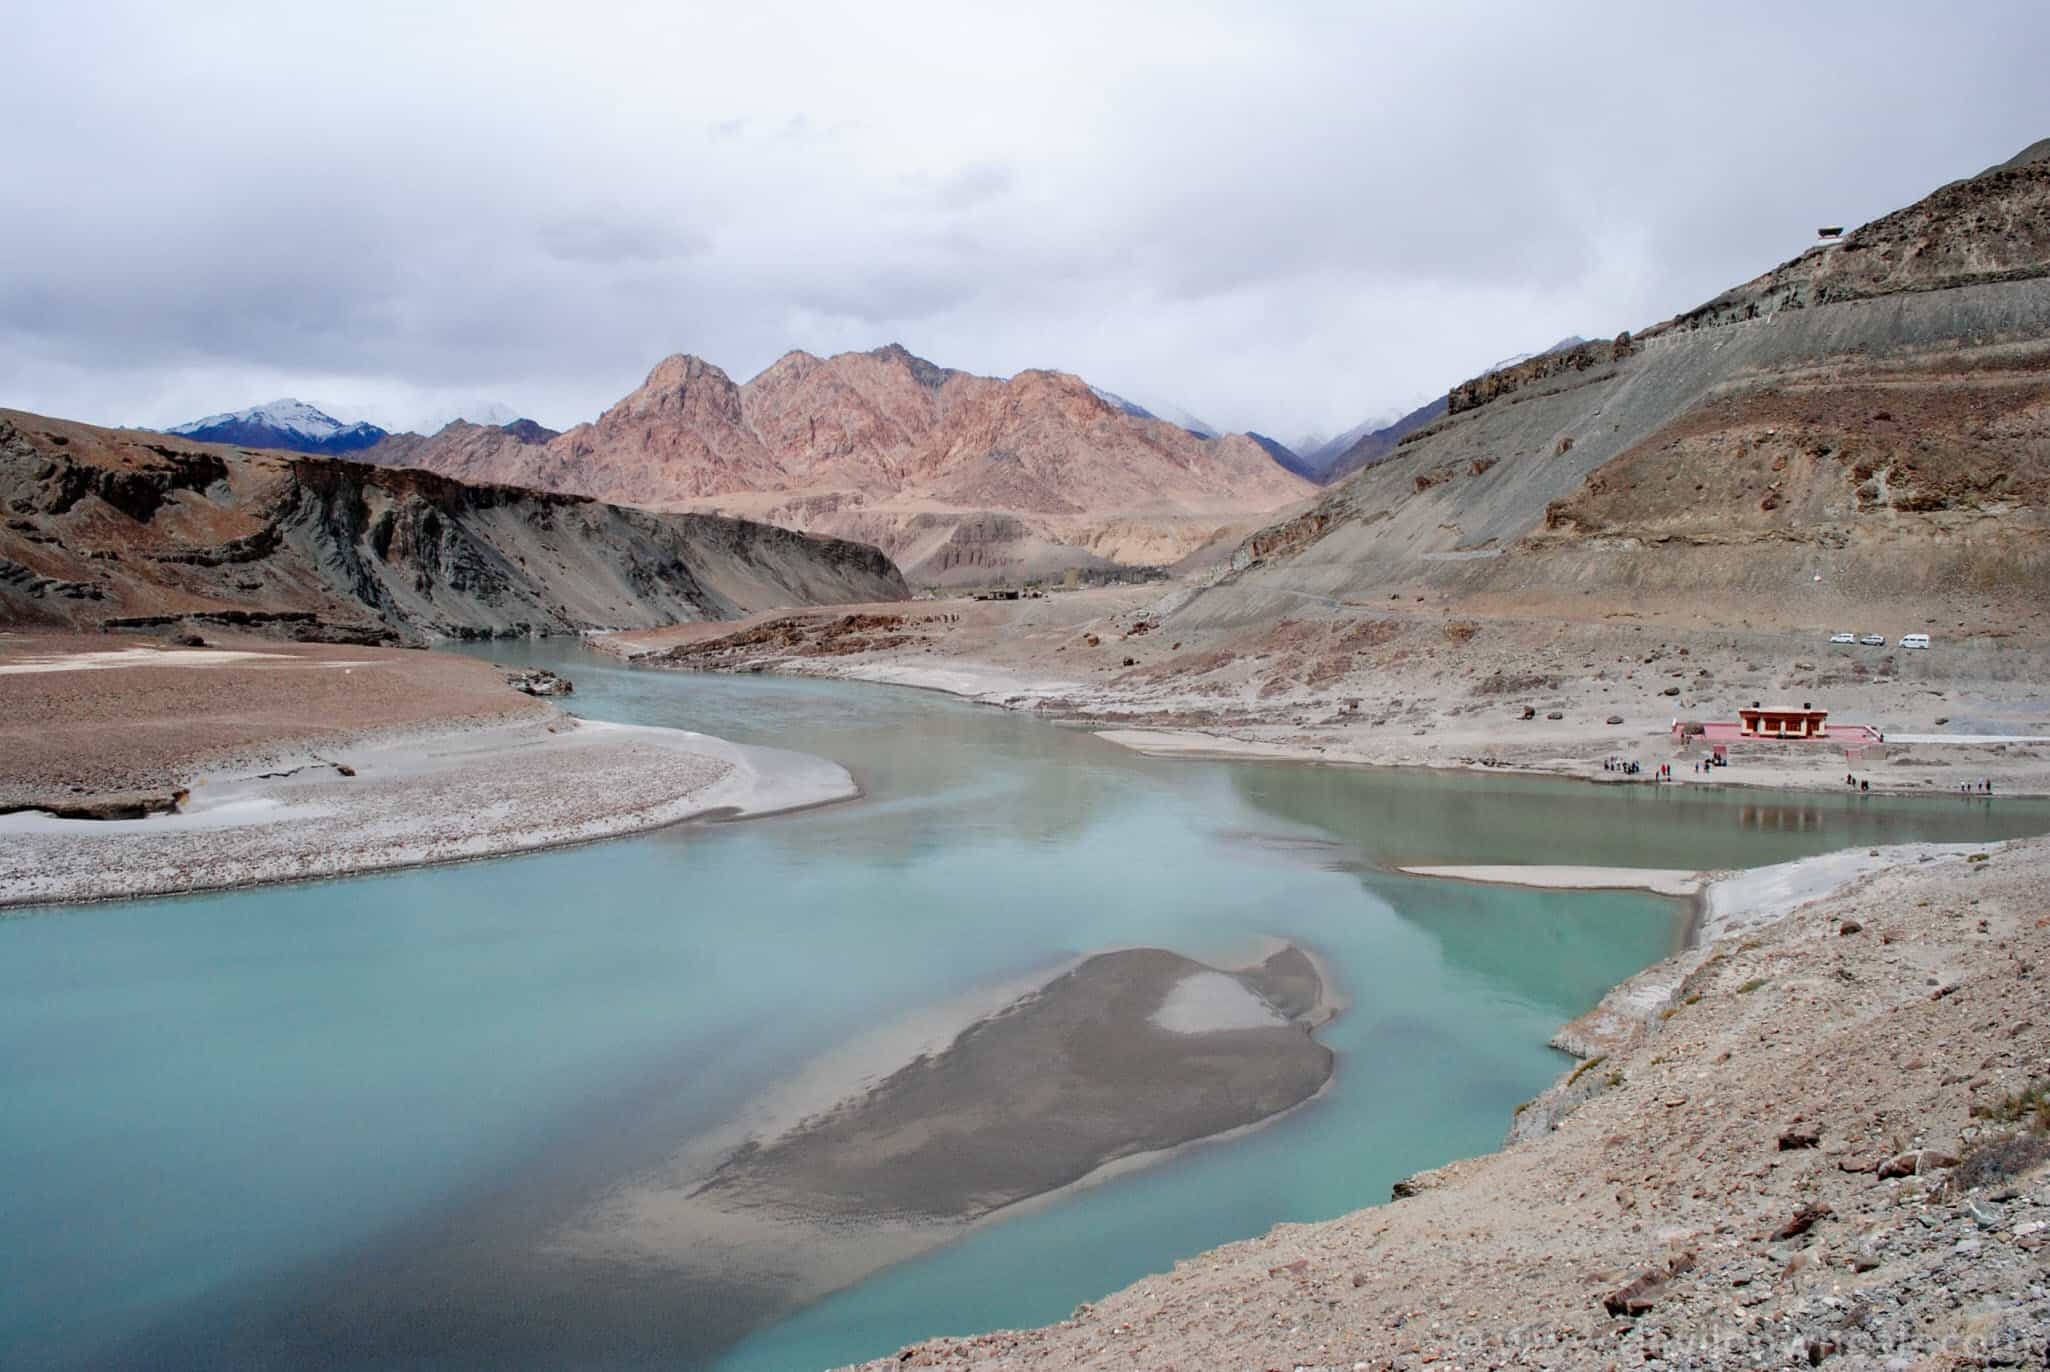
0 633 856 908
855 837 2050 1370
597 590 2050 801
0 631 557 809
0 714 856 908
1400 864 1705 897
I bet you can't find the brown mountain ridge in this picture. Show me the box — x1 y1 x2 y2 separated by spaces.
1174 136 2050 643
359 344 1314 585
0 410 907 643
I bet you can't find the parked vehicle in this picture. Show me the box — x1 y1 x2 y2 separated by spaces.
1829 632 1856 644
1899 633 1931 649
1858 633 1887 645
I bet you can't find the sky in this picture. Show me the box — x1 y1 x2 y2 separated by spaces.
3 1 2046 446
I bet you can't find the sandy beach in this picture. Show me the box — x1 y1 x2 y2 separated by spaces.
0 633 856 908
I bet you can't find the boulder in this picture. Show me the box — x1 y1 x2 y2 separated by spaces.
506 668 573 697
1602 1270 1665 1317
1769 1201 1832 1240
1878 1149 1961 1179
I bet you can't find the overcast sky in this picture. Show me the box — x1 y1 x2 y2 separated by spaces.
4 1 2045 444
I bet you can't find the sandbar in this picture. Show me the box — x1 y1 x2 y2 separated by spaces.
1398 864 1704 897
550 943 1336 1327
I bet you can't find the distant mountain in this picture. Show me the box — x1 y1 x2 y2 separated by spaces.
1087 387 1220 440
166 399 386 455
370 343 1313 584
1246 432 1316 481
408 400 523 433
1290 337 1589 484
1290 412 1403 478
364 416 561 473
1319 396 1450 482
1146 401 1220 440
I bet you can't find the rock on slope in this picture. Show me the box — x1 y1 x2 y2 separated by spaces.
1181 139 2050 639
364 343 1314 585
0 408 907 643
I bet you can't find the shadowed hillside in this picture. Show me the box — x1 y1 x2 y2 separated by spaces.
1 409 908 643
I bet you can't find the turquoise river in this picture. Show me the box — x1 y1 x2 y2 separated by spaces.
4 643 2046 1369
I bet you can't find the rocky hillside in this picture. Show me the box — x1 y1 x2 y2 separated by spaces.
364 344 1313 585
1659 137 2050 332
1177 138 2050 640
0 409 907 643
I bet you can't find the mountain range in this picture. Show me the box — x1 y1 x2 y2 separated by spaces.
335 344 1315 584
168 399 390 456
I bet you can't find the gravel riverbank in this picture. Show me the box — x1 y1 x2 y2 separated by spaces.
848 838 2050 1370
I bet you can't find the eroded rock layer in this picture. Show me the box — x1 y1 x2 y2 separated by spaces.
0 409 908 643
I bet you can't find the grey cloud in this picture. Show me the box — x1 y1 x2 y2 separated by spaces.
927 163 1014 212
0 0 2044 439
536 217 708 265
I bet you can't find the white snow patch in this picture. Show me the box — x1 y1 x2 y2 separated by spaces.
169 398 379 442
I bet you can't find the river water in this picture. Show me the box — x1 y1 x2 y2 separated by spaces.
3 644 2044 1369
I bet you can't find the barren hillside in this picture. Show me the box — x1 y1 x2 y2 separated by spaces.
363 344 1314 585
0 409 907 643
1175 140 2050 643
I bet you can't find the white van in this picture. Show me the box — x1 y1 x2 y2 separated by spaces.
1898 633 1931 650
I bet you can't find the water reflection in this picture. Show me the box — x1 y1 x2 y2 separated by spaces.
1737 803 1824 832
1227 759 2050 870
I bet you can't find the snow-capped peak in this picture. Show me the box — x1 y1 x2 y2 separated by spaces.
169 398 364 441
1088 386 1220 439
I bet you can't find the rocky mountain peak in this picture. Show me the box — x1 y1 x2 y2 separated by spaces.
163 398 388 456
352 341 1314 582
866 343 959 390
618 354 745 423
